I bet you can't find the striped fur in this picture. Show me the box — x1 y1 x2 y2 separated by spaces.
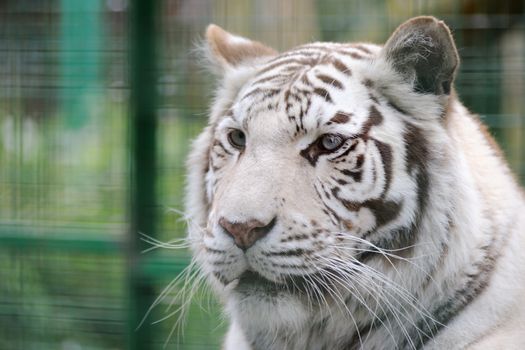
185 17 525 349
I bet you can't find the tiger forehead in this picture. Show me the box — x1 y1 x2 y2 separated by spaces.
246 43 378 91
232 43 379 130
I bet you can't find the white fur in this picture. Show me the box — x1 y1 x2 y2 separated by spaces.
185 23 525 350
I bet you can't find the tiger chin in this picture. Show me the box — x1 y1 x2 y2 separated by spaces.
185 16 525 350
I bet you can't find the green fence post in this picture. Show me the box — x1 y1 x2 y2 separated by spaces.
60 0 102 129
128 1 158 349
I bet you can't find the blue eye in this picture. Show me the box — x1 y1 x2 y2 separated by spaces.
320 134 344 151
228 129 246 149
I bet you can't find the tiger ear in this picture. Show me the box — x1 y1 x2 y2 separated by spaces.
205 24 277 71
382 16 459 95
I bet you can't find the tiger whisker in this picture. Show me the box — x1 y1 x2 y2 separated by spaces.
167 263 203 311
351 260 441 345
161 267 208 347
303 273 332 319
314 255 403 347
328 260 420 349
139 233 192 253
346 255 441 327
328 233 441 290
331 231 435 255
136 258 195 329
311 268 365 348
317 255 439 348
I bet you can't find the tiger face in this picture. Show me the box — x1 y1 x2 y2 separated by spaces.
187 16 465 347
206 46 420 287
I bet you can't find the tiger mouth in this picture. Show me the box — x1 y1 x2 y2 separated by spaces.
235 271 289 295
234 270 335 297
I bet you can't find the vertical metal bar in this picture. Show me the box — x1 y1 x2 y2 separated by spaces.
128 1 158 349
60 0 102 129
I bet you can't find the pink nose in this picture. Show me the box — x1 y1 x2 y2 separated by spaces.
219 217 276 250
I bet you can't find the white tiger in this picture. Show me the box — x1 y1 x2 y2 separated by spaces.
185 16 525 349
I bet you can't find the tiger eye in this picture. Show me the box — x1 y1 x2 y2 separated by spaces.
228 129 246 149
320 134 344 151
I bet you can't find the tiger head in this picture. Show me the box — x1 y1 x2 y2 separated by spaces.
186 17 459 334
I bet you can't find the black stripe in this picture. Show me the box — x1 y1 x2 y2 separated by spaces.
313 87 333 103
316 74 344 89
213 140 232 155
387 100 409 115
353 44 373 54
340 169 362 182
251 73 284 86
361 105 383 135
263 248 313 257
374 139 393 197
330 142 358 162
363 199 403 228
314 184 341 223
336 49 365 60
339 198 402 230
332 177 349 185
330 111 352 124
331 58 352 75
410 241 499 349
241 87 280 101
257 58 305 75
404 123 430 211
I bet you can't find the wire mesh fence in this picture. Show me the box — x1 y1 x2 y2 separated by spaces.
0 0 524 349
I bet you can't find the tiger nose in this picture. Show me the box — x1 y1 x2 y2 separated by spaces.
219 217 276 250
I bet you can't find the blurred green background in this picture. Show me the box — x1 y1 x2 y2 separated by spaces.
0 0 523 349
